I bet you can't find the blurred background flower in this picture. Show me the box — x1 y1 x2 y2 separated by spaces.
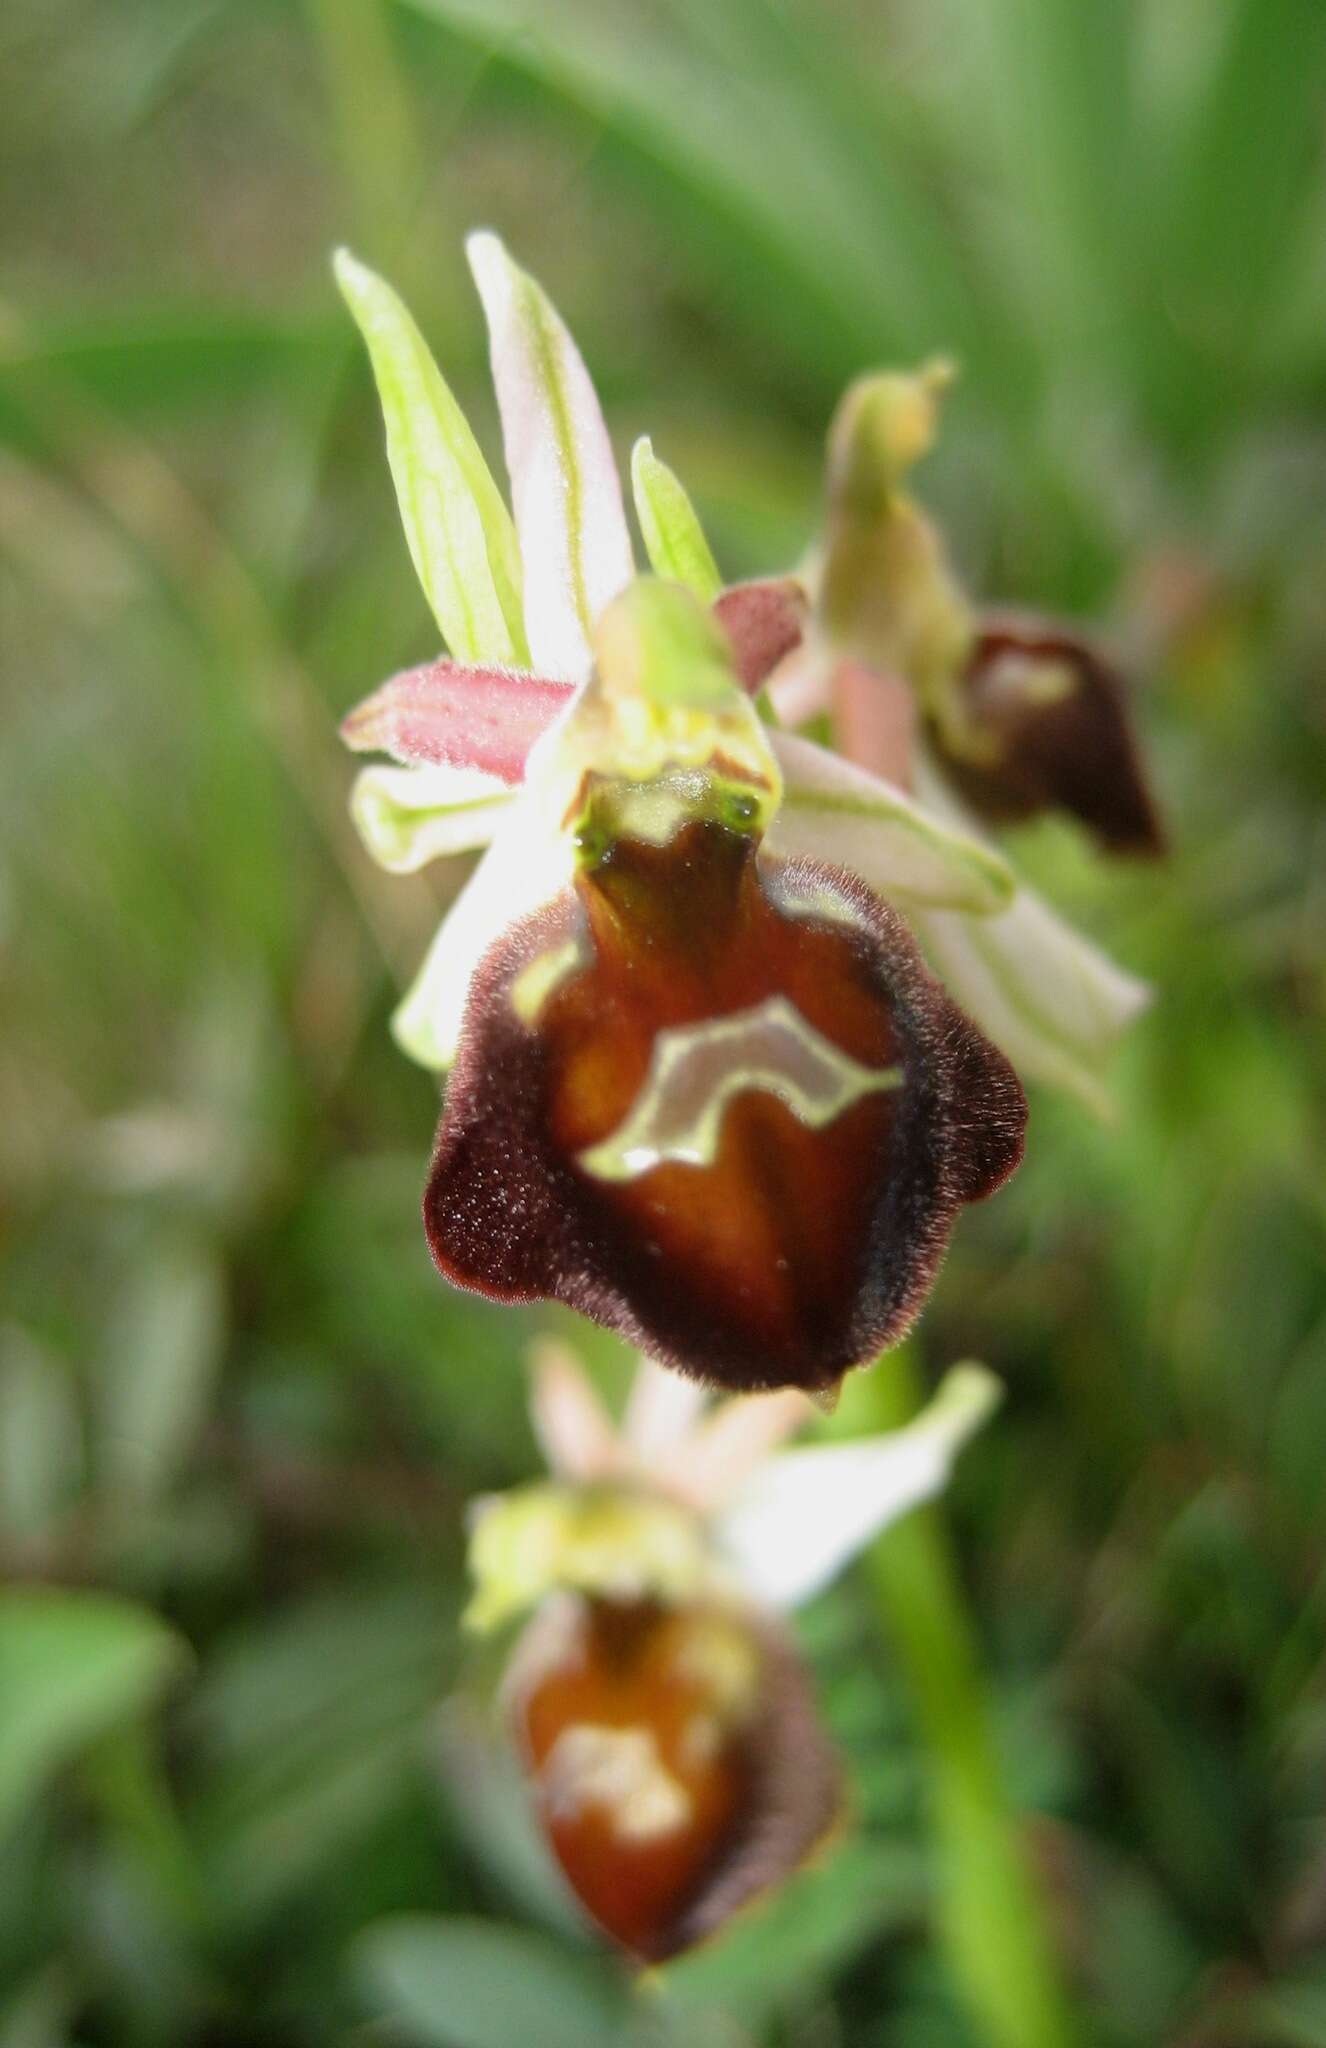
2 2 1325 2044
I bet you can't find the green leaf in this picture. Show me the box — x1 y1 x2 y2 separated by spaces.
1248 1961 1326 2045
356 1916 630 2048
0 1328 82 1544
191 1581 455 1924
96 1235 225 1504
466 231 633 681
629 437 721 601
334 248 528 666
402 0 1002 388
0 1590 186 1834
0 1963 80 2048
658 1840 921 2022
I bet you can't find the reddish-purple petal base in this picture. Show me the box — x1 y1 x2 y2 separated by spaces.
713 579 809 692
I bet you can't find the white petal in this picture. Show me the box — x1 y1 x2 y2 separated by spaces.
767 730 1014 914
391 790 574 1070
349 763 514 873
910 754 1151 1116
467 232 633 682
527 1339 625 1483
621 1356 709 1461
912 890 1150 1118
657 1388 814 1514
714 1363 1002 1609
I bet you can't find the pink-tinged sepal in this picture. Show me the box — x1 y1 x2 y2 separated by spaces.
340 657 574 783
424 820 1025 1397
467 232 634 682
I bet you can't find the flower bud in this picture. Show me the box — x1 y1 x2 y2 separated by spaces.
934 614 1166 856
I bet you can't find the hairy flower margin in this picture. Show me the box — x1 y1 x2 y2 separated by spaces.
461 1347 1000 1962
334 234 1157 1396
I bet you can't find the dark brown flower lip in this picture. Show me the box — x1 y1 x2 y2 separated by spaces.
506 1591 842 1964
937 611 1166 858
422 820 1025 1396
655 1607 842 1962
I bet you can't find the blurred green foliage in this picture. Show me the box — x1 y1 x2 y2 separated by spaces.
2 0 1325 2042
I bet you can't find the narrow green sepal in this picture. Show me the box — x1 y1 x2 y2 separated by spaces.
630 437 722 603
334 248 528 666
592 576 740 715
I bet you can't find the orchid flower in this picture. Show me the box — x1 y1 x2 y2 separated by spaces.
461 1346 1000 1962
772 362 1160 1116
336 235 1035 1398
335 241 1015 1073
334 234 1161 1396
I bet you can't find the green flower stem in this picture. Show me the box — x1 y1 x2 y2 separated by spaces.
837 1347 1077 2048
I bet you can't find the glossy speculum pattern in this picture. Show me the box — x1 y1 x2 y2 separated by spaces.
424 816 1026 1394
941 614 1165 856
507 1591 839 1961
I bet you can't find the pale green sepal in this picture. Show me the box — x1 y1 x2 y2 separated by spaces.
334 248 528 666
630 436 722 602
911 755 1151 1116
716 1363 1001 1611
391 790 575 1070
529 580 782 845
912 893 1150 1119
819 361 975 752
768 730 1014 914
466 231 633 682
594 576 742 714
464 1482 716 1634
828 361 954 513
350 763 514 873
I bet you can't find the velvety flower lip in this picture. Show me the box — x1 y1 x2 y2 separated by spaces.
940 611 1167 856
423 814 1024 1395
505 1588 839 1963
461 1348 1000 1962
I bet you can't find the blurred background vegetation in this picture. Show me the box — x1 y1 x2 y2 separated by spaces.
3 1 1326 2042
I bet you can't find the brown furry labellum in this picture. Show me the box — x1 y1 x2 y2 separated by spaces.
424 817 1026 1394
506 1590 839 1961
938 613 1165 856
